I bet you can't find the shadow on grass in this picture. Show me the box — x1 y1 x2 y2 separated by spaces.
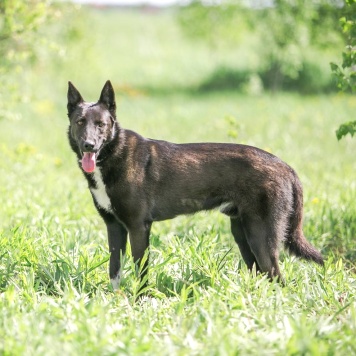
132 66 251 97
128 65 337 97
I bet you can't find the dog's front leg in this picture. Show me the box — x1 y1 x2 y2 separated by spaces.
128 222 151 289
106 219 128 290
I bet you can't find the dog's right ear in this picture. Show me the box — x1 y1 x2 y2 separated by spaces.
67 81 84 117
98 80 116 117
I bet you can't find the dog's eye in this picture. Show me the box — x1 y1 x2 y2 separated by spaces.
77 119 85 126
97 122 105 128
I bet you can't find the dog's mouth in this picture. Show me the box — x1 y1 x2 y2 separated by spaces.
81 152 97 173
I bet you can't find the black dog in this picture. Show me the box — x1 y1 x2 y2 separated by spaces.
67 80 323 289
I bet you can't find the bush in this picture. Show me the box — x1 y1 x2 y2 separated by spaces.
332 0 356 140
177 0 344 94
259 60 336 94
198 66 251 92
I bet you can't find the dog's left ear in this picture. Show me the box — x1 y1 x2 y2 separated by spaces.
67 81 84 117
99 80 116 116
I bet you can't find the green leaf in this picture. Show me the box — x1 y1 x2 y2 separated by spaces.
336 121 356 140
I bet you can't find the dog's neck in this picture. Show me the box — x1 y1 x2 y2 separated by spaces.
96 121 123 163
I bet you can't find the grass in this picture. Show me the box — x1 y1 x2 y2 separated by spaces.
1 6 356 355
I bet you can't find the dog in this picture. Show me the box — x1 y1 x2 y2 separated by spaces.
67 80 324 290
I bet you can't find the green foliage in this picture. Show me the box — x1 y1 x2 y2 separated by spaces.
198 66 251 92
331 0 356 94
0 0 49 52
0 0 50 119
177 1 250 46
336 121 356 140
0 0 80 120
178 0 343 92
256 0 342 91
331 0 356 140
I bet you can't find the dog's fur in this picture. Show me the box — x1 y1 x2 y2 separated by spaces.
67 80 323 289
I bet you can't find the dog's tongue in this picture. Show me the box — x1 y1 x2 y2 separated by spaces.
82 152 96 173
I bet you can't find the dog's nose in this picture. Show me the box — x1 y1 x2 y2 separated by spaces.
83 141 95 151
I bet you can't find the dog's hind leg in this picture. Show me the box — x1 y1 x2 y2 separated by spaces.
242 216 282 281
230 217 260 272
106 219 128 290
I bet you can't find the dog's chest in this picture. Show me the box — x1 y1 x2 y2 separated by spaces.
90 169 113 213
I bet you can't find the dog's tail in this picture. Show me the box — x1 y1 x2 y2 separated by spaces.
284 173 324 265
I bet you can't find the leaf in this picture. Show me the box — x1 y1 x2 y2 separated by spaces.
330 62 340 72
336 121 356 140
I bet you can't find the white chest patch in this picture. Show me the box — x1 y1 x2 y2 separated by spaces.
90 169 113 213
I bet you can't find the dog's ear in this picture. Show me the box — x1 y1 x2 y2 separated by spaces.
67 81 84 116
99 80 116 116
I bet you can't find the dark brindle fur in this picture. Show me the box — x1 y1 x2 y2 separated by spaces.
67 80 323 289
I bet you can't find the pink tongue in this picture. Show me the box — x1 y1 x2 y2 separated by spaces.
82 152 96 173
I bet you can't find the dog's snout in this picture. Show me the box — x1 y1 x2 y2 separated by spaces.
83 141 95 152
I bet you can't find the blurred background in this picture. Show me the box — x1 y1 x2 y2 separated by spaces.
0 0 353 126
0 0 352 114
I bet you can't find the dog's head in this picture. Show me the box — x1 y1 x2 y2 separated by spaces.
67 80 117 173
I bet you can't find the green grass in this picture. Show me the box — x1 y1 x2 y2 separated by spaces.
1 6 356 355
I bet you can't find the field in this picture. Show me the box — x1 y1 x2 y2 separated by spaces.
1 6 356 355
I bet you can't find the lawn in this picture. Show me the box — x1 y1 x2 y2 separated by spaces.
0 6 355 355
